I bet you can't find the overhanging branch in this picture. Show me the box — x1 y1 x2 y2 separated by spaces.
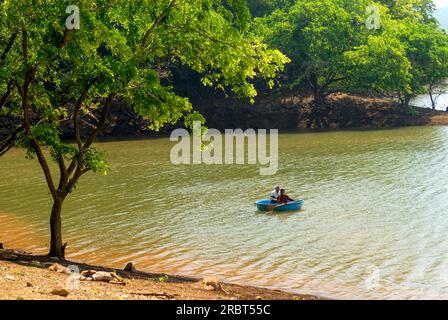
0 126 23 157
140 0 177 50
0 30 18 67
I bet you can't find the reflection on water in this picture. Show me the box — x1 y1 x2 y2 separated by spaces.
1 127 448 299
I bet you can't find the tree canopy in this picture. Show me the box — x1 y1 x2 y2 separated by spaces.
2 0 448 259
0 0 287 258
252 0 448 105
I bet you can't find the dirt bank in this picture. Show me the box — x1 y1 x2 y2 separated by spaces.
0 247 320 300
300 94 448 129
2 94 447 142
193 93 448 130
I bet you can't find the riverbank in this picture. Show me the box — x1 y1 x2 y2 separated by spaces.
1 94 448 142
72 93 448 135
194 93 448 130
0 247 321 300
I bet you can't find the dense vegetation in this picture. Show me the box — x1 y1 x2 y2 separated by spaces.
1 0 448 259
0 0 287 258
249 0 448 107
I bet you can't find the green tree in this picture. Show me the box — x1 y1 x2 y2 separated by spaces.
0 0 287 259
378 0 436 22
395 20 448 107
255 0 448 108
342 10 414 100
344 34 412 98
425 35 448 109
346 0 448 107
246 0 295 17
255 0 376 104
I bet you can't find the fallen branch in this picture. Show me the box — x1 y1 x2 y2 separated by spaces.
129 292 177 299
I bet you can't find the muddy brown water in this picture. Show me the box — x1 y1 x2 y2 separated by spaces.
1 127 448 299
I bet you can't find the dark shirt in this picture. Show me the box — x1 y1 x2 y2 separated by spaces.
277 195 293 203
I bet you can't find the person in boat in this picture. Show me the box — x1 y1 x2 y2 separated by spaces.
270 186 281 203
277 189 295 204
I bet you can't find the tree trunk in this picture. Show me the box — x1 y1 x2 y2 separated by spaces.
429 84 436 110
48 198 65 259
403 93 411 108
310 74 325 105
313 90 325 105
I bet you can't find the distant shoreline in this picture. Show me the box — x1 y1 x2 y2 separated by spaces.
2 94 448 144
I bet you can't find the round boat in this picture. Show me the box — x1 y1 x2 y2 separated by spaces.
255 199 304 212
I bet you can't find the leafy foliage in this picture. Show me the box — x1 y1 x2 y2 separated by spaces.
0 0 287 257
0 0 287 175
253 0 448 105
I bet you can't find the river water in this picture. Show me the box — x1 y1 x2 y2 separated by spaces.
1 127 448 299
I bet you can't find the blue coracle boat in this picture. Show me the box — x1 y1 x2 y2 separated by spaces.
255 199 305 212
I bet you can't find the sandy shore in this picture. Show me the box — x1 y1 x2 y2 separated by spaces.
0 246 321 300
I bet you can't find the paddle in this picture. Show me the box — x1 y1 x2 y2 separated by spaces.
266 198 301 213
266 203 286 212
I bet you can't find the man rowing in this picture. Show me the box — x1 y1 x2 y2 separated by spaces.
270 186 281 203
277 189 295 204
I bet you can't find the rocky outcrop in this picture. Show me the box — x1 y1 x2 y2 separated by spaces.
0 116 19 141
193 92 448 130
299 94 448 129
2 93 447 142
191 94 303 130
59 100 157 139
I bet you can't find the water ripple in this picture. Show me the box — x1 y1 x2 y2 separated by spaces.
2 127 448 299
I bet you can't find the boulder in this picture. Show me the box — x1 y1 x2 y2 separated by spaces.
124 262 137 273
50 287 70 297
92 271 114 282
80 270 97 277
201 276 222 291
48 263 69 273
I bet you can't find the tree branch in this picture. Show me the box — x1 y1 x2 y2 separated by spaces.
65 94 114 192
74 79 97 151
0 80 13 110
56 154 68 192
83 94 114 150
0 140 14 157
21 26 57 198
22 27 29 63
58 28 72 48
0 30 18 67
23 81 57 199
64 79 98 186
140 0 177 50
0 125 23 157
